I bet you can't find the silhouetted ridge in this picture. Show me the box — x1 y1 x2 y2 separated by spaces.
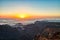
0 21 60 40
0 24 23 40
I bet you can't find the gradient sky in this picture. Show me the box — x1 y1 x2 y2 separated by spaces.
0 0 60 20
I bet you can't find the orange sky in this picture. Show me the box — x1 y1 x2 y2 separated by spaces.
0 14 60 20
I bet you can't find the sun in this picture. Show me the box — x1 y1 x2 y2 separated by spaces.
18 14 28 19
20 15 25 18
16 13 30 19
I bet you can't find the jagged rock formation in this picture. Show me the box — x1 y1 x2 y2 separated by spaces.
33 22 60 40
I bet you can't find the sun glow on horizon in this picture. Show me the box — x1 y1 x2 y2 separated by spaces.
19 15 26 18
17 14 30 19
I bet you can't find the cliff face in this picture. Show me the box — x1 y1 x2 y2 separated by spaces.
33 22 60 40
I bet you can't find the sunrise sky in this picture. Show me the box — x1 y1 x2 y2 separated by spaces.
0 0 60 20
